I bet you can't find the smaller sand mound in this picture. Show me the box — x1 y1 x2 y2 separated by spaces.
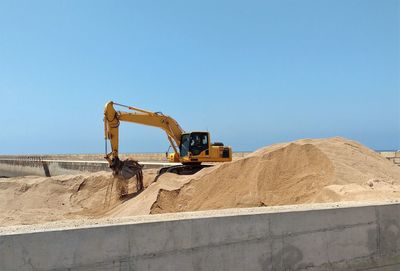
0 171 146 226
148 137 400 214
106 173 192 217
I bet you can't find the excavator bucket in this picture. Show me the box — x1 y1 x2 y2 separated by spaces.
111 159 144 192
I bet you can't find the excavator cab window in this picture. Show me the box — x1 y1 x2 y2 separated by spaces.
189 132 209 156
180 134 191 157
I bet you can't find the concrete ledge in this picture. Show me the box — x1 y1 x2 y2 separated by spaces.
0 158 179 177
1 202 400 271
1 150 398 177
1 150 399 177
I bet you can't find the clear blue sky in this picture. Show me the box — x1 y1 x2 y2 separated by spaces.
0 0 399 154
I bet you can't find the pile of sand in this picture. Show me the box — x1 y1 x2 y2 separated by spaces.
148 137 400 214
1 137 399 227
0 170 157 226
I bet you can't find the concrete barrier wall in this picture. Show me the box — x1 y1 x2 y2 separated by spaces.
380 151 400 166
0 158 109 177
0 151 398 177
1 203 400 271
0 152 252 162
1 151 397 163
0 158 178 177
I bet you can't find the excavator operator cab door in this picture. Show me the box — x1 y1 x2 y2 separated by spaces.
179 132 210 158
180 134 191 158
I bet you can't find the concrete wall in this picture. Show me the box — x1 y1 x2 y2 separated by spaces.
1 203 400 271
1 150 398 177
380 151 400 166
0 152 251 162
0 157 109 177
1 151 397 163
0 157 177 177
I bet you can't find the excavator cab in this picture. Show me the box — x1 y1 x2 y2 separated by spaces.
177 131 232 164
180 132 209 158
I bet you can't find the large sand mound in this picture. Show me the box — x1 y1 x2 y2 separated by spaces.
149 137 400 214
1 137 399 227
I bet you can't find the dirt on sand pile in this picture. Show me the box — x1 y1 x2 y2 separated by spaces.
0 170 157 226
149 137 400 214
1 137 400 227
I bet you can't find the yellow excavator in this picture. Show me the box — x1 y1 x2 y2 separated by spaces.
103 101 232 188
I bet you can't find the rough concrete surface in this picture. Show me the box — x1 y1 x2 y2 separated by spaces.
0 157 176 177
1 202 400 271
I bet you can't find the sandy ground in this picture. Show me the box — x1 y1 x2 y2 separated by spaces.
0 137 399 227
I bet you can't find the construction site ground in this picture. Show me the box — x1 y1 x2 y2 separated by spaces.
1 137 399 228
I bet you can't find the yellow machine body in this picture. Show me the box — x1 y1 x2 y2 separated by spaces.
104 101 232 168
167 132 232 164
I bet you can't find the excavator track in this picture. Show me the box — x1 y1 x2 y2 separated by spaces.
154 164 212 182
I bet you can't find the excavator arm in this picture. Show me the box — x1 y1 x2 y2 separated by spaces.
104 101 184 178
